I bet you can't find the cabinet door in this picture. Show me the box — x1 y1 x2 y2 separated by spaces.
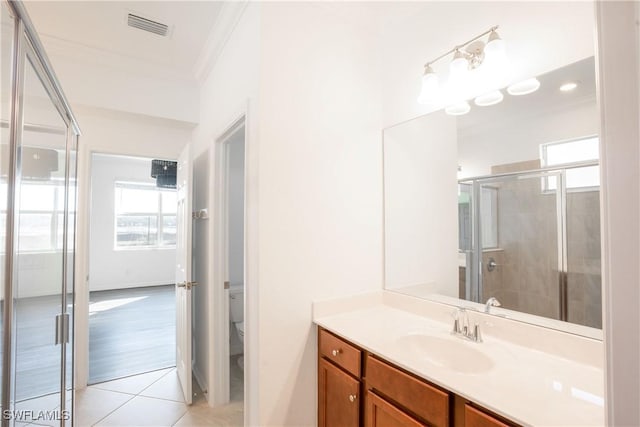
366 390 428 427
319 358 360 427
464 404 511 427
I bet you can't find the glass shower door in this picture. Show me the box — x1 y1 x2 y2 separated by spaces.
476 171 565 320
10 43 72 423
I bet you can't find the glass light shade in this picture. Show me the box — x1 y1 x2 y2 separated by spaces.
474 90 504 106
450 56 468 76
445 101 471 116
417 69 440 104
485 32 506 57
507 78 540 96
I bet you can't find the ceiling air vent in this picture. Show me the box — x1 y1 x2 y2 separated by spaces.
127 13 169 37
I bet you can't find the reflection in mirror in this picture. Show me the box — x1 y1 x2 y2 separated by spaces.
383 57 601 337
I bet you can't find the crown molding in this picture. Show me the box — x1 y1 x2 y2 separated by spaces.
193 1 249 85
39 33 192 82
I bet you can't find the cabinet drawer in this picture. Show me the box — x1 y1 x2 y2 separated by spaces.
319 329 362 377
464 404 510 427
366 390 427 427
366 355 450 427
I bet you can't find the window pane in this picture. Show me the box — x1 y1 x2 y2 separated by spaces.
56 213 76 250
544 137 599 166
161 191 177 214
18 213 52 251
20 184 55 211
161 215 176 245
116 215 158 247
546 166 600 191
116 186 158 213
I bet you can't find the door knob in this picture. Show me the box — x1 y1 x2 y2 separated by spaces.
349 394 357 403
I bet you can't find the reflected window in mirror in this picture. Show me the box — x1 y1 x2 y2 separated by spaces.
541 136 600 192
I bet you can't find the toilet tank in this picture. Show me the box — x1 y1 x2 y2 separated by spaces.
229 285 244 323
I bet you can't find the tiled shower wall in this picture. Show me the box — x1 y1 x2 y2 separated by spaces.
477 168 602 329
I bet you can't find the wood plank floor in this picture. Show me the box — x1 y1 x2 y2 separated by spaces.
0 285 175 400
89 285 176 384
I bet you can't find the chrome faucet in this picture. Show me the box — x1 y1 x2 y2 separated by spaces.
484 297 501 313
451 308 482 343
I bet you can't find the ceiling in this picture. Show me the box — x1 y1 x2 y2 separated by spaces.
24 1 224 79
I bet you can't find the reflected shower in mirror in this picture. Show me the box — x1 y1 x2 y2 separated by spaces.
383 57 602 336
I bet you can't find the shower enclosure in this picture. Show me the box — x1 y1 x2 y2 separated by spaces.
459 161 602 329
2 1 80 425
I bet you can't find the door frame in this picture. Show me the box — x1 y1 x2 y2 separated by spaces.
74 149 182 390
209 114 246 406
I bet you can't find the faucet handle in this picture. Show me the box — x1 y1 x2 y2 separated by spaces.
473 323 483 342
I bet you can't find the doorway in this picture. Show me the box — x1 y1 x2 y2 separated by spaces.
87 153 178 384
225 124 245 404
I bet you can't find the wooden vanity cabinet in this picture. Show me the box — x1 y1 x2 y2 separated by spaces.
317 327 519 427
318 329 362 427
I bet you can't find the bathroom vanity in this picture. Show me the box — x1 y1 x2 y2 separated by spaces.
313 291 604 427
318 327 513 427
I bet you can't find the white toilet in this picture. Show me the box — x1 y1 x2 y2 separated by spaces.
229 285 244 370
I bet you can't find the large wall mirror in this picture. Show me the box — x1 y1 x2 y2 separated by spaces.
383 7 601 338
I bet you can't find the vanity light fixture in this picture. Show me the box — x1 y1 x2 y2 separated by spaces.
474 90 504 107
559 82 578 92
507 77 541 96
418 25 507 107
445 101 471 116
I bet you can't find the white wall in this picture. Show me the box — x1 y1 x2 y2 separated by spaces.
88 154 176 291
383 111 458 295
596 2 640 425
257 3 383 424
188 1 260 414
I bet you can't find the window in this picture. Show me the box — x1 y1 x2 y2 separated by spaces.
114 182 177 248
541 136 600 191
0 180 74 252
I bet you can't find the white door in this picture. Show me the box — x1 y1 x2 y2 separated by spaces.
175 144 193 404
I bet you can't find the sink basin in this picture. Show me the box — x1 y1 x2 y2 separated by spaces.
395 334 494 374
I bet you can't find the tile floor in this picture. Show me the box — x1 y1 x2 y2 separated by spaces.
16 356 244 427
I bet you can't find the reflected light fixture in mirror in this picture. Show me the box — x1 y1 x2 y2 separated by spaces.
507 77 541 95
474 90 504 106
417 25 508 111
560 81 578 92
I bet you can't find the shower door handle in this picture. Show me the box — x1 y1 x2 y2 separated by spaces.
55 313 69 345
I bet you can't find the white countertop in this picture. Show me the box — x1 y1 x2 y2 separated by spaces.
313 292 604 427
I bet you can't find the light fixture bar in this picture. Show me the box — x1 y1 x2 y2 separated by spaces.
423 25 499 67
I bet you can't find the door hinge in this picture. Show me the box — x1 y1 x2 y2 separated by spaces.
55 313 69 345
224 281 230 289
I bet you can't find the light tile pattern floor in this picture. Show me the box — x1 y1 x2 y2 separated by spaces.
15 357 244 427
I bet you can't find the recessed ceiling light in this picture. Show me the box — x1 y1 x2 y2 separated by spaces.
560 82 578 92
507 78 540 96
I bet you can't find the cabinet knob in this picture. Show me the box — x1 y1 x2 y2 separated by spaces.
331 349 342 357
349 394 357 403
